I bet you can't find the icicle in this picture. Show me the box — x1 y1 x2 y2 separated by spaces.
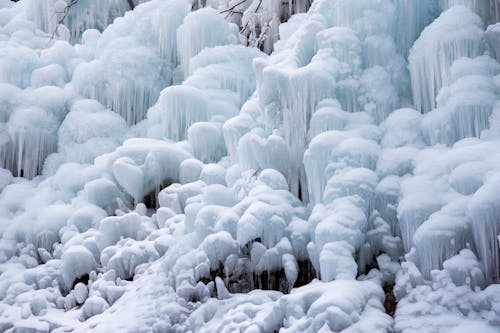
150 85 209 141
486 23 500 62
1 107 58 179
467 173 500 283
394 0 440 57
397 177 444 252
414 200 473 279
409 6 484 113
440 0 497 24
70 0 190 125
25 0 125 43
177 8 238 78
421 57 499 146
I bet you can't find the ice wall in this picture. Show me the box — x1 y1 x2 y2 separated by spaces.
0 0 500 332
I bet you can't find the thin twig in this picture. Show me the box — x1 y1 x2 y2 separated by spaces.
239 0 262 36
219 0 246 14
50 0 79 41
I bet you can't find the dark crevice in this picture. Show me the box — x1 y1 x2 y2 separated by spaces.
71 273 89 290
60 273 90 296
202 259 316 295
383 284 397 317
141 178 174 209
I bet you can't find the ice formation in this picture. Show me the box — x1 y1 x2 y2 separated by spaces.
1 0 500 332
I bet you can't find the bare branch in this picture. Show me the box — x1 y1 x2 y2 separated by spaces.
50 0 79 41
219 0 246 14
239 0 262 36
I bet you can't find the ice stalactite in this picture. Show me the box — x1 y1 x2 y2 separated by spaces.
147 43 263 162
393 0 440 57
413 199 474 279
44 99 129 174
71 0 189 125
468 174 500 283
24 0 62 39
396 137 500 285
177 8 239 78
1 120 58 179
280 58 337 200
409 6 485 113
0 85 70 178
25 0 144 44
251 26 335 198
302 103 383 280
397 176 445 253
440 0 500 25
486 23 500 62
304 129 377 206
422 55 499 146
149 85 209 141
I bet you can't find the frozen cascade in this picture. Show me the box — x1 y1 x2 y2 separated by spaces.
409 6 485 113
1 0 500 332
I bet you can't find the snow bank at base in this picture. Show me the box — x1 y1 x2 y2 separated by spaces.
70 274 390 333
189 279 391 333
395 253 499 333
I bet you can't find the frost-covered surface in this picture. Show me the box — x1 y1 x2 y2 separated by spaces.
1 0 500 332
